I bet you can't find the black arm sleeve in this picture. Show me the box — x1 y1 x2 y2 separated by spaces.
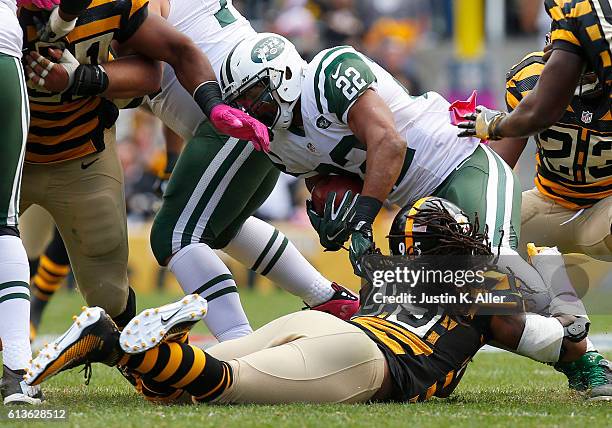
59 0 94 16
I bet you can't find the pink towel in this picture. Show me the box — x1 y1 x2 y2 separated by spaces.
449 90 477 126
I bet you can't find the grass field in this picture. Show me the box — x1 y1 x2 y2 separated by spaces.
2 289 611 428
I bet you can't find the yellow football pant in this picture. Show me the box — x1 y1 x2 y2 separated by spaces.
19 129 129 317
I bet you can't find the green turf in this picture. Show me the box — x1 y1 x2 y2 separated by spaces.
2 290 610 428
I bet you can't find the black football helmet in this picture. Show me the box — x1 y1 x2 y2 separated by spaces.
388 196 473 256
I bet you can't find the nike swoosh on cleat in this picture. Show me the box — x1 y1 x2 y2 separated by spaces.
161 308 181 324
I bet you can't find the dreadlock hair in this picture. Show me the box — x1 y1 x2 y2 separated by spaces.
388 199 493 256
386 200 496 323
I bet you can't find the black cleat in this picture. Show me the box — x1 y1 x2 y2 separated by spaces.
1 365 43 405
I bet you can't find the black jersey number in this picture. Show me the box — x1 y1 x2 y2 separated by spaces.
537 127 578 179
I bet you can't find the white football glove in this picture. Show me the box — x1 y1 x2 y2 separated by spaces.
38 7 77 42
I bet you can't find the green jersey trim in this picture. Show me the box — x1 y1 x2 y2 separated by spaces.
314 46 347 115
322 52 377 122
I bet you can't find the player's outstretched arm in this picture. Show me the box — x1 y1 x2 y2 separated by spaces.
118 13 269 148
496 49 583 137
459 50 583 140
25 47 162 98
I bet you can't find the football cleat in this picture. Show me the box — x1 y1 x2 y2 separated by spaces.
119 294 207 354
584 353 612 402
24 307 121 386
308 283 359 321
1 365 44 405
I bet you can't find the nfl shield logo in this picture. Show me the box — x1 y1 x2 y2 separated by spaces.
581 111 593 124
316 116 332 129
307 142 319 154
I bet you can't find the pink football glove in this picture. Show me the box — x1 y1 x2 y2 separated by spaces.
209 104 270 152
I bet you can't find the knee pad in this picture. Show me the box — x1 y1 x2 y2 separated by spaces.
72 194 125 257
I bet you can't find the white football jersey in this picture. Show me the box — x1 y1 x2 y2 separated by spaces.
147 0 256 140
0 0 23 58
269 46 481 207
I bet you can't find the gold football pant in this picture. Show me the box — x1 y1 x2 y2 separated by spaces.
19 203 55 259
126 311 387 404
19 129 129 317
206 311 386 404
520 188 612 258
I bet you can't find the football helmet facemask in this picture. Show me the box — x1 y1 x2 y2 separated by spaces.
220 33 306 130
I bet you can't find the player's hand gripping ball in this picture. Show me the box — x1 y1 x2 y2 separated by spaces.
306 175 363 251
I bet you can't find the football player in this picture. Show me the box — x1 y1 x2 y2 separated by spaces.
490 50 611 257
24 198 611 403
217 33 612 395
25 0 361 343
457 0 612 141
0 0 94 406
15 0 271 360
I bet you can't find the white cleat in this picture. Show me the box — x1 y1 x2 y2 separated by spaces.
24 307 116 386
119 295 207 354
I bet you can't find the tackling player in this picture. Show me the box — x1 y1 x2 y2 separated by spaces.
457 0 612 141
25 0 361 343
24 198 611 403
490 50 611 257
0 0 94 406
217 33 611 395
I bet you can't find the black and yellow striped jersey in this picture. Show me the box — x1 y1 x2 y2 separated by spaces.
545 0 612 100
506 52 612 210
19 0 148 163
351 311 486 402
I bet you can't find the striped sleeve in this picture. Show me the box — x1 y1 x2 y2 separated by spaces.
313 47 377 123
545 0 584 56
116 0 149 43
505 52 546 112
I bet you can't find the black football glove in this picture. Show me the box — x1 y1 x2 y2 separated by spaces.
348 221 376 277
306 191 357 251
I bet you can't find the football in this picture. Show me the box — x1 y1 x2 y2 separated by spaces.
310 175 363 215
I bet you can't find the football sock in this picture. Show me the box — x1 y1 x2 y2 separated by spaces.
223 217 334 306
121 341 232 402
0 236 32 370
527 246 588 318
168 243 252 341
30 229 71 333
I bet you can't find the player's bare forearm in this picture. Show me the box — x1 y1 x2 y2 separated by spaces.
489 137 529 168
496 50 583 138
348 90 406 203
101 56 162 99
120 14 216 96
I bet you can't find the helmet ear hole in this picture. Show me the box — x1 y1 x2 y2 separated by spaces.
285 66 293 80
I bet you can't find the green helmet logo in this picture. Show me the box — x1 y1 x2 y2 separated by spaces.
251 36 286 63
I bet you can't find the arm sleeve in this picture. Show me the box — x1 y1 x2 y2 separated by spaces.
59 0 93 16
115 0 149 43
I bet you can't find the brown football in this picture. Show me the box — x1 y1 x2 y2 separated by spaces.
310 175 363 215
